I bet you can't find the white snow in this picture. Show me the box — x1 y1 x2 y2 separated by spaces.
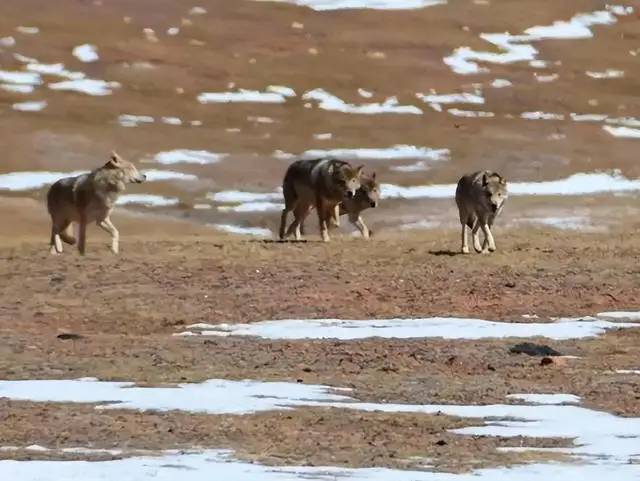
602 125 640 139
506 394 581 405
154 150 227 165
445 9 624 75
161 116 182 125
252 0 446 11
302 89 422 115
12 100 46 112
0 169 196 191
598 312 640 320
209 190 281 203
0 84 34 94
416 92 485 104
117 114 154 127
302 145 450 161
48 79 120 96
218 202 284 213
72 44 99 63
586 69 624 79
197 89 289 104
141 170 198 182
179 315 638 340
313 132 333 140
491 78 512 88
0 70 42 85
25 63 85 80
570 113 608 122
116 194 180 207
266 85 296 97
447 108 495 118
358 88 374 98
520 216 594 231
382 171 640 200
213 224 272 237
16 26 39 35
0 171 85 191
521 111 565 120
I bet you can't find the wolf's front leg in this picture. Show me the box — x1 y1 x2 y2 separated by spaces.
98 217 120 254
317 200 331 242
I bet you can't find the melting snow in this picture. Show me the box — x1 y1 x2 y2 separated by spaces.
252 0 447 11
302 89 422 115
506 394 581 405
382 171 640 200
48 79 120 96
586 69 624 79
16 26 39 35
12 100 47 112
521 111 565 120
0 171 85 191
154 150 227 165
116 194 179 207
0 84 34 93
198 89 289 104
447 108 495 118
416 92 484 104
218 202 284 213
25 63 85 80
117 114 154 127
491 78 512 88
0 70 42 85
72 44 99 63
208 190 281 203
301 145 450 161
178 314 638 340
602 125 640 139
213 224 273 237
444 9 625 75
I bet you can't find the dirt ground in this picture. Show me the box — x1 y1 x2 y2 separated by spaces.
1 204 639 470
1 0 640 474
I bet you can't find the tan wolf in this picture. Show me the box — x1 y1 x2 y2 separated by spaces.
455 170 507 254
279 158 363 242
46 151 146 255
299 173 380 239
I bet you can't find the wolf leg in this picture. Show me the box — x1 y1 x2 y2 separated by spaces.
98 217 119 254
481 224 496 252
460 224 470 254
471 222 482 253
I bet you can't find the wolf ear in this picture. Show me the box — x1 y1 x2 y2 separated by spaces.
110 151 122 164
371 172 377 180
355 165 364 177
482 172 489 186
499 176 507 185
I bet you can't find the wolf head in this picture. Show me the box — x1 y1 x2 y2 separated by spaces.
332 163 363 199
482 171 507 213
104 151 146 183
353 172 380 208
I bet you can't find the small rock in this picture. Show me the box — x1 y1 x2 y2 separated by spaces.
510 342 562 357
435 439 447 446
487 364 496 371
505 281 516 288
57 333 83 340
540 357 554 366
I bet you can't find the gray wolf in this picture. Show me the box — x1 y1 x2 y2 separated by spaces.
455 170 507 254
300 173 380 239
279 158 363 242
46 151 146 255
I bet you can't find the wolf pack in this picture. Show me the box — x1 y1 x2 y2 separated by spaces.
46 152 508 255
